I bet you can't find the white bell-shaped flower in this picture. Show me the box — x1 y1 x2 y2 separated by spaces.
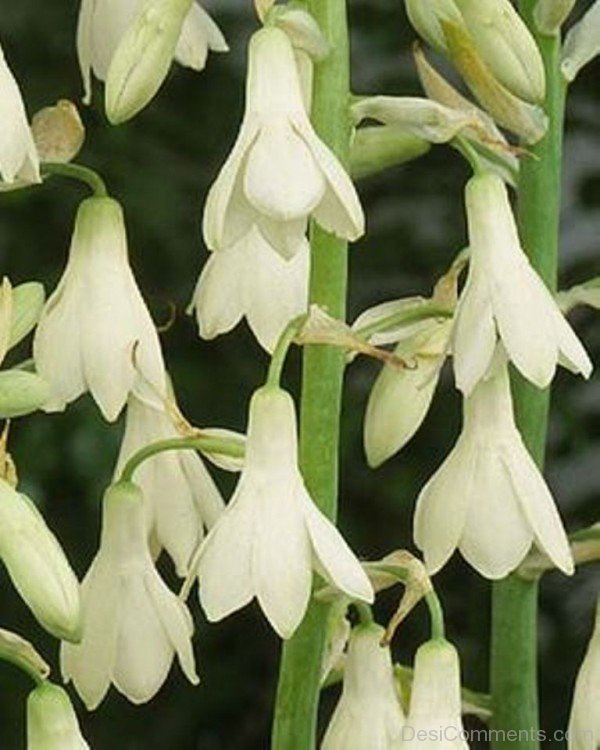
321 623 405 749
189 226 309 352
568 601 600 750
194 386 374 639
203 26 364 260
33 197 166 422
0 478 81 642
401 639 468 750
27 683 89 750
452 172 591 395
77 0 227 105
61 481 198 709
115 393 225 577
414 352 574 579
0 43 40 186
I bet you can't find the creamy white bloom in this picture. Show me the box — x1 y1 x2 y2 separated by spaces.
402 639 468 750
414 353 574 579
321 623 405 749
27 683 89 750
0 43 40 186
33 197 166 422
190 226 309 352
61 481 198 709
453 172 591 395
0 478 81 642
568 601 600 750
562 0 600 82
77 0 227 105
364 318 452 468
115 393 225 577
203 26 364 260
194 386 373 639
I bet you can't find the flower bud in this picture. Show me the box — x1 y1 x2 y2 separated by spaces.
27 683 89 749
0 478 81 642
405 0 465 52
0 370 51 419
31 100 85 164
272 6 329 61
351 125 431 180
534 0 577 36
8 281 45 350
105 0 193 124
455 0 546 104
562 0 600 82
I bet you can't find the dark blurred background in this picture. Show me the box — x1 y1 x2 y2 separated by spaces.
0 1 598 748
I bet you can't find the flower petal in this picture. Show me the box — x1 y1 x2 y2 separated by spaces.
174 1 228 71
505 439 574 575
413 437 475 575
458 447 533 579
190 247 245 340
302 491 374 604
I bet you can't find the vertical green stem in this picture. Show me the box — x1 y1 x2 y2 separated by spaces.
490 5 566 749
271 2 351 748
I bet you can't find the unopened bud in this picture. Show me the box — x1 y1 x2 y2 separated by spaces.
405 0 464 52
562 0 600 82
0 370 51 419
442 20 547 144
455 0 546 104
534 0 577 35
9 282 45 349
105 0 193 124
27 683 89 749
351 125 431 179
0 278 11 366
0 479 81 642
32 101 85 163
273 7 329 61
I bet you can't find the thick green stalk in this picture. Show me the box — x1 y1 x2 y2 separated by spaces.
271 2 351 748
490 5 566 749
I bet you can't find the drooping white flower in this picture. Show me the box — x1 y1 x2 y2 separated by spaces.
0 43 40 186
114 393 225 577
189 226 309 352
194 386 374 639
203 26 364 260
568 600 600 750
61 481 198 709
364 317 452 468
562 0 600 82
321 623 405 750
414 352 574 579
401 639 468 750
27 683 89 750
0 478 81 642
33 197 166 422
452 172 591 395
77 0 228 107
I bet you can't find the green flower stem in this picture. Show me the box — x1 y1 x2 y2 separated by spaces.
425 591 446 642
41 162 108 198
271 1 352 747
490 5 567 749
354 602 374 626
119 435 245 484
266 314 308 389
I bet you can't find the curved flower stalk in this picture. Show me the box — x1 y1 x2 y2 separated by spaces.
77 0 227 109
401 639 468 750
33 196 166 422
193 386 374 639
0 43 40 188
27 683 89 750
321 623 405 749
203 26 364 260
414 352 574 579
364 317 452 468
568 600 600 750
0 478 81 642
189 227 310 352
61 481 198 709
115 393 225 577
452 172 591 396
